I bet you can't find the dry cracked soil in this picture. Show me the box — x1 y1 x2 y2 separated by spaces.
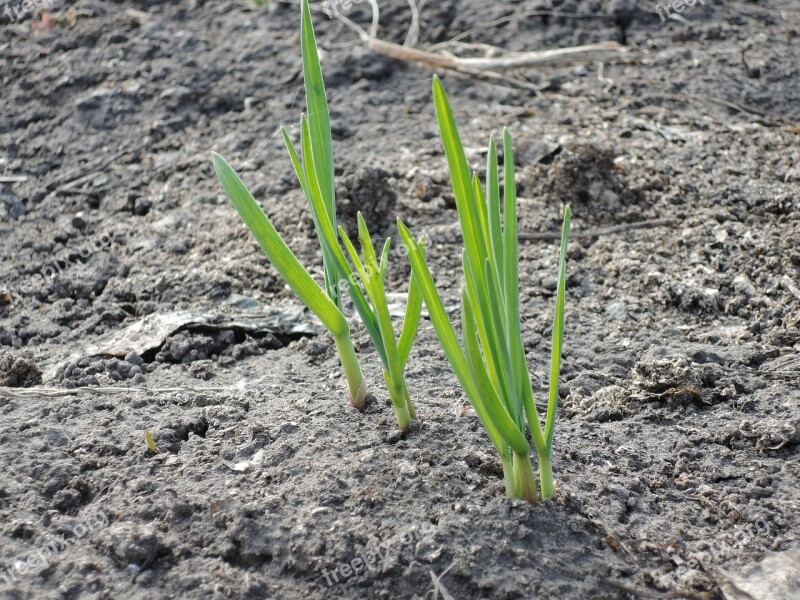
1 0 799 599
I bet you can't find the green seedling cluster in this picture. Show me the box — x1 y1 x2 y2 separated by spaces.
213 0 368 409
214 0 423 430
213 0 571 502
398 77 571 502
338 213 424 432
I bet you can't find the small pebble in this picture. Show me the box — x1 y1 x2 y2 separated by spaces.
125 352 144 367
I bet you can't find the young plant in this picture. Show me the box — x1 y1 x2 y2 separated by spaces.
212 0 368 408
338 213 424 433
145 431 160 454
214 0 424 428
397 75 571 502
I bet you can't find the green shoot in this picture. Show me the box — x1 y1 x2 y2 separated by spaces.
274 0 425 430
145 431 160 453
398 75 571 502
212 0 368 409
338 213 424 433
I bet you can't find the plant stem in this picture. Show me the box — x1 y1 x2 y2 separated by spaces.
333 334 367 411
512 452 539 504
385 371 412 433
391 400 412 433
385 370 417 433
501 453 515 498
406 391 417 420
400 379 417 421
538 450 555 500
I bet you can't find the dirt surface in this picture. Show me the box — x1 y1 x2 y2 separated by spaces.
1 0 799 598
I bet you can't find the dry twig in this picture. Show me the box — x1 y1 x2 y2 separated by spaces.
368 38 626 72
277 0 626 88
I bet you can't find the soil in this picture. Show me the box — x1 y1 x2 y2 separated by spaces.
1 0 799 599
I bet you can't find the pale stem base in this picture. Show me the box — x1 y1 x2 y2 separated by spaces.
334 334 367 410
538 451 555 500
385 370 414 433
502 454 515 498
512 452 539 504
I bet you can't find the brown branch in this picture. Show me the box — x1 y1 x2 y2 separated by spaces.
367 38 626 72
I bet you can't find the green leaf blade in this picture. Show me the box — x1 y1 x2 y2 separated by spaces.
337 224 388 368
357 213 380 276
301 0 335 221
281 127 311 202
397 265 422 368
379 237 391 283
502 128 520 338
461 287 509 456
486 137 505 295
544 205 571 449
212 152 346 337
432 76 489 286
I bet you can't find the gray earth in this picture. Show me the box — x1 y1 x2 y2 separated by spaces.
1 0 798 598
